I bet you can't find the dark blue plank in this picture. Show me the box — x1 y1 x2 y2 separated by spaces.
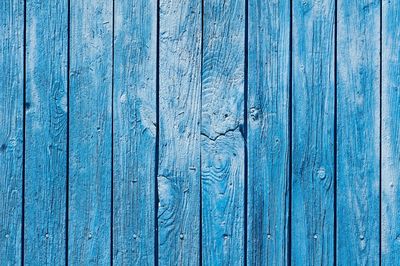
337 0 380 264
202 0 245 264
0 0 24 264
25 0 68 264
247 0 290 264
69 1 113 264
292 0 335 264
382 0 400 264
113 0 157 264
158 0 202 264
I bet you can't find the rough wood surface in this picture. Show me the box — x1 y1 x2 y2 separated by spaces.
382 0 400 264
69 0 113 264
113 0 157 264
292 0 335 264
337 0 380 264
247 0 290 265
158 0 202 264
202 0 245 264
4 1 400 264
24 0 68 264
0 0 24 264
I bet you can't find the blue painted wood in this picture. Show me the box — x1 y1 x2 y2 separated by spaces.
113 0 156 264
202 0 245 264
25 0 68 264
382 0 400 264
247 0 290 264
0 0 24 264
158 0 202 264
69 0 113 264
337 0 380 264
292 0 335 265
5 1 400 264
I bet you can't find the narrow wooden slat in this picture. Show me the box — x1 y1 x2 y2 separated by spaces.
201 0 245 264
382 0 400 264
337 0 380 264
0 0 24 264
113 0 156 264
69 1 113 264
158 0 202 264
292 0 335 264
247 0 290 264
24 1 68 264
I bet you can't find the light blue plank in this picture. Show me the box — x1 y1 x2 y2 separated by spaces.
158 0 202 264
69 0 113 264
113 0 156 264
0 0 24 264
337 0 380 264
382 0 400 264
24 1 68 264
292 0 335 264
247 0 290 264
202 0 245 264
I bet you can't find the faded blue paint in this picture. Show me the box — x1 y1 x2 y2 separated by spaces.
113 0 157 265
292 0 335 265
337 0 381 264
0 1 24 265
202 0 245 264
158 0 202 265
1 1 400 265
24 1 68 264
247 0 290 264
382 0 400 264
68 0 113 264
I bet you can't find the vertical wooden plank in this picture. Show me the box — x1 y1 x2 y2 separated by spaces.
69 0 112 264
158 0 202 264
24 0 68 264
0 0 24 264
292 0 335 265
247 0 290 264
113 0 156 264
337 0 380 264
382 0 400 264
201 0 245 264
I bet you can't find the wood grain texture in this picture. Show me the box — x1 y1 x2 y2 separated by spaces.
247 0 290 265
113 0 156 264
4 1 400 264
24 0 68 264
202 0 245 264
292 0 335 265
158 0 202 264
0 0 24 264
382 0 400 264
337 0 380 264
69 0 112 264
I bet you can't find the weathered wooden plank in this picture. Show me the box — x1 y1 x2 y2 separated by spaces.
69 1 113 264
24 1 68 264
113 0 156 264
247 0 290 264
382 0 400 264
0 0 24 264
202 0 245 264
337 0 380 264
158 0 202 264
292 0 335 264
